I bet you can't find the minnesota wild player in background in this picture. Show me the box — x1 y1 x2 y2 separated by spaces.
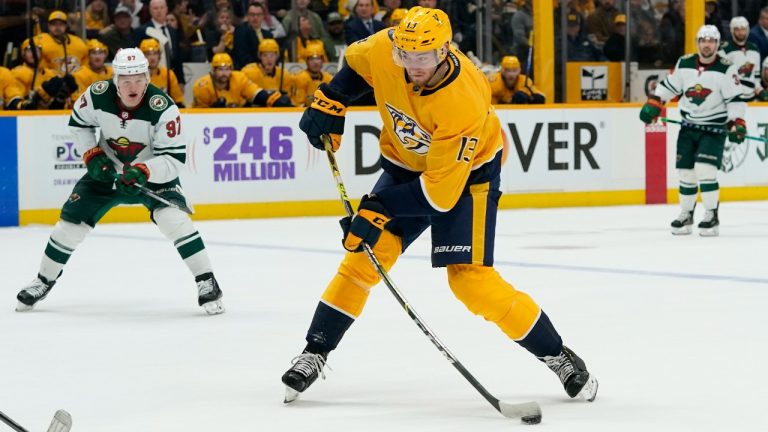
640 25 746 237
16 48 225 315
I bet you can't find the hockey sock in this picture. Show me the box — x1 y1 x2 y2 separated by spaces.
695 163 719 210
39 220 91 281
154 207 212 276
306 301 355 353
678 168 698 211
515 311 563 358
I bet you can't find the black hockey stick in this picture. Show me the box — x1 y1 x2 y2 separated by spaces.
0 409 72 432
320 135 542 424
661 117 768 143
110 173 194 215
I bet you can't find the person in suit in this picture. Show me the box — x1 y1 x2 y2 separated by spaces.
135 0 186 86
233 2 275 70
344 0 386 44
748 6 768 64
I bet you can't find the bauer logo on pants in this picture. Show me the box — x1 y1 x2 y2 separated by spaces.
580 66 607 101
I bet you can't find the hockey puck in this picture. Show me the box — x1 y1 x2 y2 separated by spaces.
521 414 542 425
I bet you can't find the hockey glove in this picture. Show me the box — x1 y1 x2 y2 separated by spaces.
298 83 348 152
340 194 391 252
639 95 664 124
530 93 545 104
728 118 747 144
255 89 294 107
210 97 227 108
116 164 150 196
41 76 65 99
83 147 116 183
511 91 532 104
758 89 768 102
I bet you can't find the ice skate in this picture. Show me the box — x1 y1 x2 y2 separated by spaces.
16 275 56 312
281 350 329 403
670 207 695 235
196 272 224 315
539 345 598 402
698 207 719 237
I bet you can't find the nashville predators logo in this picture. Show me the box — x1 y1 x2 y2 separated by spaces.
738 62 755 77
385 103 431 155
106 137 146 164
684 84 713 106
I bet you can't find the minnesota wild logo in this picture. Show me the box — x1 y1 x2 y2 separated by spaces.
684 84 712 106
106 137 146 164
738 62 754 77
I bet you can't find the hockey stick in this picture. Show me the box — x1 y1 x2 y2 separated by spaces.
111 173 194 215
661 117 768 143
0 409 72 432
320 135 542 424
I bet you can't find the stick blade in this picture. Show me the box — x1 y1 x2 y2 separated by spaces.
498 401 542 424
46 410 72 432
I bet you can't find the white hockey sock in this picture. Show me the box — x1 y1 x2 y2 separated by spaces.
695 162 719 210
40 220 91 281
678 168 698 211
154 207 213 278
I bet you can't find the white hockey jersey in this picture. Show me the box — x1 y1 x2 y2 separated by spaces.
68 80 185 184
718 40 760 100
655 53 746 126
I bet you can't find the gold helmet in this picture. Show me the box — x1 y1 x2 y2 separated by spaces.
21 37 43 52
139 38 161 53
301 41 326 62
211 52 234 68
259 38 280 54
87 39 108 54
392 7 452 68
500 56 520 70
390 8 408 25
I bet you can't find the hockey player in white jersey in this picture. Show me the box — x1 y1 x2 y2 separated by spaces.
718 17 760 101
16 48 225 315
639 25 746 237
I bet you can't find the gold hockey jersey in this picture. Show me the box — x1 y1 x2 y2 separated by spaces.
72 65 113 102
241 63 294 94
192 71 261 107
149 66 185 106
292 69 332 107
0 67 24 109
488 72 543 104
36 33 89 77
11 63 63 107
344 30 503 212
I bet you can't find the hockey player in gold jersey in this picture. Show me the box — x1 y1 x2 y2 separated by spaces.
12 38 78 109
241 38 294 96
192 53 293 108
0 66 28 110
36 10 88 77
291 45 332 107
140 38 185 107
489 55 545 104
281 7 598 405
71 40 113 103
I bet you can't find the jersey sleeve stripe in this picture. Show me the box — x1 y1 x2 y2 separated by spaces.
660 79 680 94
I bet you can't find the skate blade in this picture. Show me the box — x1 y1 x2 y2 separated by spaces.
15 302 33 312
47 409 72 432
671 226 692 235
202 300 225 315
577 374 599 402
699 227 719 237
284 387 301 403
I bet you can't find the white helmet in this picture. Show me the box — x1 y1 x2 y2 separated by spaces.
696 24 721 44
730 16 749 31
112 48 150 103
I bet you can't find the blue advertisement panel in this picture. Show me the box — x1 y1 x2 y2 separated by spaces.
0 116 18 226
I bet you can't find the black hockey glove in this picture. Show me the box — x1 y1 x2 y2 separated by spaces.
298 83 348 152
340 194 391 252
254 89 294 107
117 164 150 196
41 76 65 99
83 147 116 183
210 97 227 108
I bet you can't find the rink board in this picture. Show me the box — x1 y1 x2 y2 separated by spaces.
2 105 768 226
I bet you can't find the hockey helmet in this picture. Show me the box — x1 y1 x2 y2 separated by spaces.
501 56 521 70
392 7 452 69
259 38 280 54
21 37 43 52
390 8 408 25
211 53 234 69
730 16 749 30
139 38 161 53
87 39 108 54
696 24 720 44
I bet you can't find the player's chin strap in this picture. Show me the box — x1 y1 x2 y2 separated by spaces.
661 117 768 143
110 172 193 215
319 134 542 424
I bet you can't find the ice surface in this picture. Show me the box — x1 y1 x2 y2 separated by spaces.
2 202 767 431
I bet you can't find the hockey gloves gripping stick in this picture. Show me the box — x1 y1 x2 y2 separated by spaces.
639 95 664 124
662 117 767 144
117 163 150 196
299 83 348 152
340 194 391 252
83 147 116 183
727 118 747 144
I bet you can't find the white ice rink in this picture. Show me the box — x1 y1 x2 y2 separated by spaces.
2 202 767 432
